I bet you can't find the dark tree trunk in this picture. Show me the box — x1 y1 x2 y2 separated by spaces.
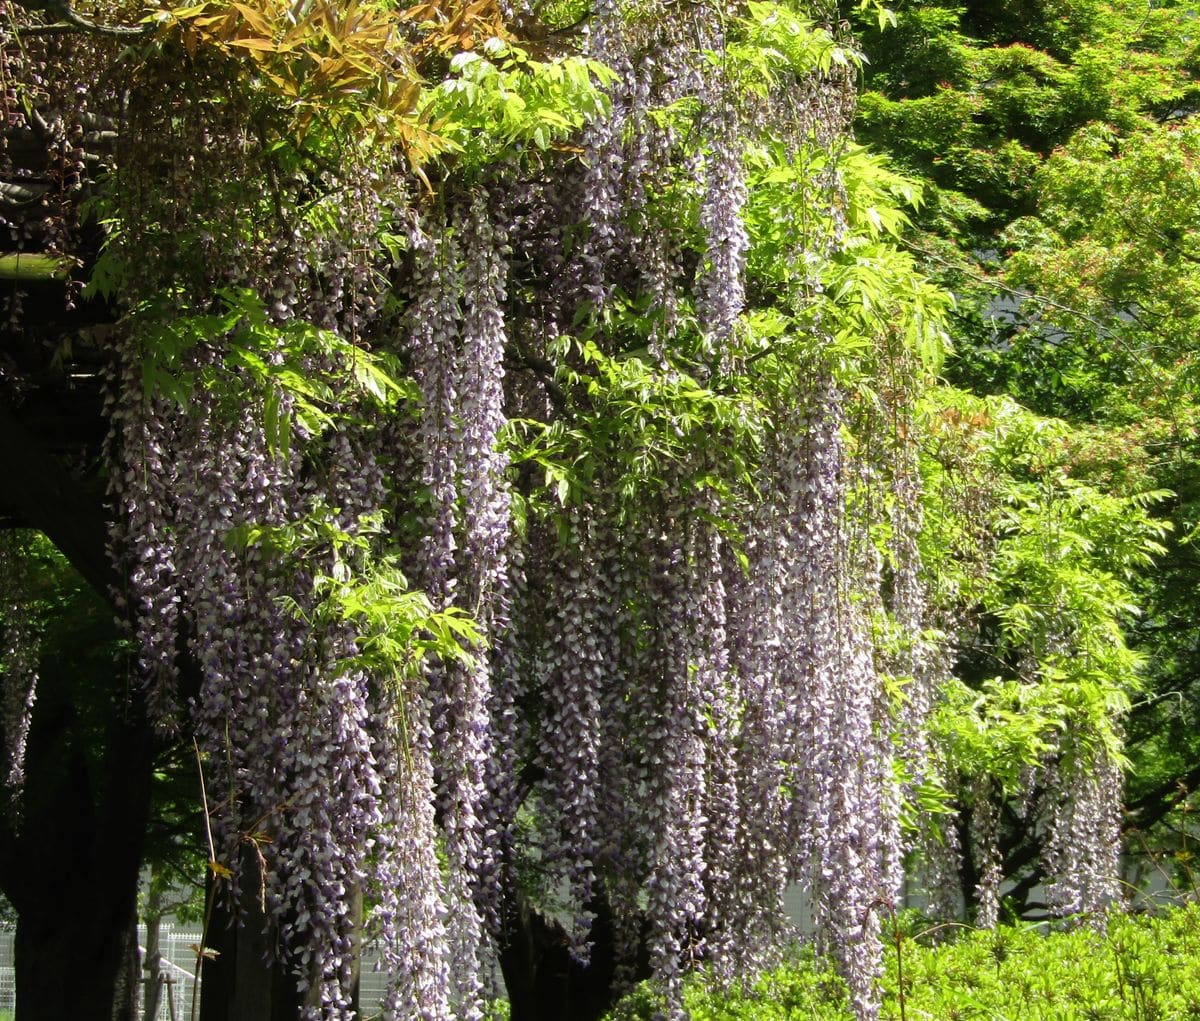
956 810 981 920
0 676 153 1021
199 845 360 1021
142 905 165 1021
111 907 141 1021
499 886 649 1021
0 403 119 601
199 845 279 1021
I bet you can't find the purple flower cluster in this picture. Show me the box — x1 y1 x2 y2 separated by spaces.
400 195 526 1013
82 1 1132 1018
105 354 182 730
0 535 37 805
969 780 1003 929
1043 743 1122 922
697 102 749 352
537 511 606 958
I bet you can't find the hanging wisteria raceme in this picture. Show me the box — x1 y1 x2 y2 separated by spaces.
105 348 182 730
142 371 377 1015
433 190 517 1015
399 193 522 1013
408 218 463 605
688 499 742 980
697 98 749 354
0 607 36 801
777 379 891 1021
457 191 514 952
576 0 632 314
846 481 907 915
643 492 711 1020
373 677 454 1021
917 637 965 924
0 534 37 805
719 509 795 979
922 796 965 924
589 514 655 991
1042 740 1124 922
861 382 943 907
624 55 680 358
535 509 607 958
459 191 513 629
885 411 936 774
969 780 1003 930
480 515 532 946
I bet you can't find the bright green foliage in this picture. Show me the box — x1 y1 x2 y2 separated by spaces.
605 948 854 1021
851 0 1200 410
743 140 950 373
1005 116 1200 850
919 386 1167 815
422 39 615 165
604 904 1200 1021
854 0 1200 225
1006 120 1200 391
850 0 1200 898
127 288 413 451
230 508 481 682
728 2 863 88
511 335 761 515
741 138 951 387
884 906 1200 1021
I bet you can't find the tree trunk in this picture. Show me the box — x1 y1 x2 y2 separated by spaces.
14 904 133 1021
198 845 277 1021
956 810 981 921
111 908 141 1021
143 889 165 1021
1 683 153 1021
199 845 360 1020
499 886 648 1021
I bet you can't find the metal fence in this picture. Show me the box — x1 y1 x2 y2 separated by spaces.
0 926 12 1018
137 928 392 1019
140 926 202 1021
134 928 392 1020
0 924 399 1020
0 925 200 1021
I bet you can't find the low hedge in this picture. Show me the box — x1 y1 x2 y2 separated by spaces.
604 903 1200 1020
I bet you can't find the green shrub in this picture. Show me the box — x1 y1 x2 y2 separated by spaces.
885 905 1200 1021
604 904 1200 1020
605 947 853 1020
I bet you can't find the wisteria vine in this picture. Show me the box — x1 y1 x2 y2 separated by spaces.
0 0 1138 1019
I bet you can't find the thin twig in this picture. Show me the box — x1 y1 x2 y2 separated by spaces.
191 738 216 1021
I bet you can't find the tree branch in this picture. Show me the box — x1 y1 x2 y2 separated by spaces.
9 0 150 37
1126 763 1200 833
507 343 570 415
0 401 119 601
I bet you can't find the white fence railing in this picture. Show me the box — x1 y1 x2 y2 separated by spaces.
0 925 12 1017
140 926 202 1021
0 924 397 1019
0 925 201 1021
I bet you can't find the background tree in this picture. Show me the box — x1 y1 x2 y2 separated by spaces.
850 0 1200 915
0 2 943 1019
